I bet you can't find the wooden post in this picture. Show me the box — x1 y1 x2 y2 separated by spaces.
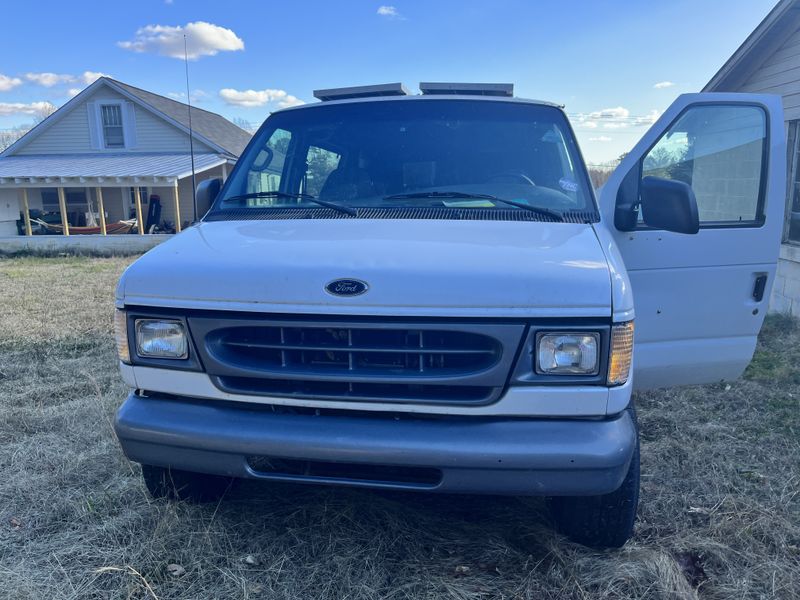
221 163 228 182
120 187 128 220
20 188 32 236
57 187 70 236
172 180 182 233
95 187 107 235
133 186 144 235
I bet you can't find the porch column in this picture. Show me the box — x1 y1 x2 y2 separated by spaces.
95 187 107 235
120 187 128 220
57 187 70 236
172 180 182 233
133 186 144 235
20 188 32 236
222 163 228 182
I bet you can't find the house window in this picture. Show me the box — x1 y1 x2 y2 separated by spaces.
101 104 125 148
788 120 800 244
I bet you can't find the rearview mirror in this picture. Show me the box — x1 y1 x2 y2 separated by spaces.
640 176 699 235
196 178 223 214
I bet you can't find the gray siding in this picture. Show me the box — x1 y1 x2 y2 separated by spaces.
16 86 214 155
739 26 800 121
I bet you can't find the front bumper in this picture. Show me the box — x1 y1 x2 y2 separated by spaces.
114 392 637 496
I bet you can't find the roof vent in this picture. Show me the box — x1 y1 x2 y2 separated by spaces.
313 83 410 102
419 82 514 97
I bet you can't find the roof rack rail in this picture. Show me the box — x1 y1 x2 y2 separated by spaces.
313 83 410 102
419 82 514 97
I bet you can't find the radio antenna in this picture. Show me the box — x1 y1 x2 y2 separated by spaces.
184 34 198 222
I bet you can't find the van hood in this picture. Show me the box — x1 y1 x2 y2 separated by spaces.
118 219 612 318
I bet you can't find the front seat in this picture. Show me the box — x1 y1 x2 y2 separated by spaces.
319 167 375 201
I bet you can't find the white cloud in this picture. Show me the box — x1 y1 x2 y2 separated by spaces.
377 5 403 18
0 101 56 117
589 106 630 120
633 109 661 126
67 88 82 98
25 72 75 87
0 74 23 92
653 81 675 89
118 21 245 59
219 87 304 109
589 136 613 142
81 71 108 84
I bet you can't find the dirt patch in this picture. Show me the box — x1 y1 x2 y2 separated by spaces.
1 256 798 599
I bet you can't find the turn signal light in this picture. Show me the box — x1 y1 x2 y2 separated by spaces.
608 321 634 386
114 310 131 364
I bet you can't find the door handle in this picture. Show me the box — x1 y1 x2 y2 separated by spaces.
752 274 768 302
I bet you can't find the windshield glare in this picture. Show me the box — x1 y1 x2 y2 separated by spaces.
213 99 594 216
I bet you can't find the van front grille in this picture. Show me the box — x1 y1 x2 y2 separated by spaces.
188 317 526 405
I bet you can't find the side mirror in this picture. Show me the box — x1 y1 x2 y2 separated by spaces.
196 178 222 213
640 176 699 234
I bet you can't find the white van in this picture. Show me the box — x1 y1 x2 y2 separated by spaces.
113 83 785 548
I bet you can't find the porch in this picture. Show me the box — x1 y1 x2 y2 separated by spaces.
0 152 232 237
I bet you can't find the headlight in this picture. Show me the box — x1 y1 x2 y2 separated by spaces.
135 319 188 359
607 321 634 386
536 332 599 375
114 310 130 364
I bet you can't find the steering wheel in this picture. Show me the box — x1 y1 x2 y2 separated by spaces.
486 172 536 187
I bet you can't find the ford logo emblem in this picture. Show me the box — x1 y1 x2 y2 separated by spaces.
325 278 369 297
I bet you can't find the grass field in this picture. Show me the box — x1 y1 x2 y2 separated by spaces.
1 255 799 599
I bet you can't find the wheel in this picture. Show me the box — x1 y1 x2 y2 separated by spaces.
141 464 234 503
549 429 640 548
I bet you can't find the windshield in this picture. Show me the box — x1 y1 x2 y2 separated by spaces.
210 99 595 219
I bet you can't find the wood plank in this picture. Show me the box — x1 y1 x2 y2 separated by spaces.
20 188 32 236
172 180 182 233
133 186 144 235
96 187 107 235
57 187 70 236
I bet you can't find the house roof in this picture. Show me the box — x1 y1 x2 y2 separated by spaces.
107 78 252 156
704 0 800 91
0 152 227 187
1 77 252 158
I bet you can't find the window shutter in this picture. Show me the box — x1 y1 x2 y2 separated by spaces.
87 102 102 149
123 102 137 149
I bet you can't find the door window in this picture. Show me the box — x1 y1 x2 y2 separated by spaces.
641 105 767 225
245 128 291 203
302 145 341 197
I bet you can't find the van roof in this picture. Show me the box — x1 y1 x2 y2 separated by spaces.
277 93 565 114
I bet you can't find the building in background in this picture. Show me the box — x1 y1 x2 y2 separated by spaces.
704 0 800 313
0 77 251 236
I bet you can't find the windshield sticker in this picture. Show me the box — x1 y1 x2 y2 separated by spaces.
559 177 579 193
442 200 496 208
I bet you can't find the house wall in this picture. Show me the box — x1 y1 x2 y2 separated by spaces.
0 189 19 235
727 23 800 315
738 25 800 121
16 86 214 155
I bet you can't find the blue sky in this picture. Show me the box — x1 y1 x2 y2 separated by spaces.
0 0 777 163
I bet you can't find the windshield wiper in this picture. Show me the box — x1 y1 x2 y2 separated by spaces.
383 191 564 221
222 191 357 216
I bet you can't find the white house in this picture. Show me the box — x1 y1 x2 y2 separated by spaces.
0 77 251 236
703 0 800 313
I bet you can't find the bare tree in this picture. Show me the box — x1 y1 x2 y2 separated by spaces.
32 103 57 125
0 126 30 152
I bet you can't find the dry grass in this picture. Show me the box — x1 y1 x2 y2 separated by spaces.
1 255 798 599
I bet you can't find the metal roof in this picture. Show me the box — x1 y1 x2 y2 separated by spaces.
0 153 226 184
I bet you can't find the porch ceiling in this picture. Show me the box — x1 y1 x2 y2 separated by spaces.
0 152 229 187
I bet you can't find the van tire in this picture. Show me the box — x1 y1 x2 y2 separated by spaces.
141 464 233 503
549 430 640 548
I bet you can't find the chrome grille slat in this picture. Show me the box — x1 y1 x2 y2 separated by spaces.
189 318 526 405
